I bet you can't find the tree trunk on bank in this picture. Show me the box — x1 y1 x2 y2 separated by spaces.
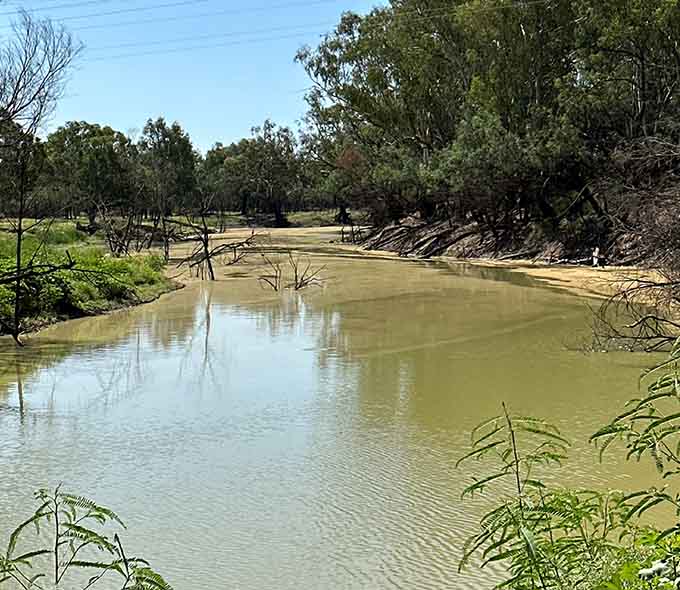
12 160 26 346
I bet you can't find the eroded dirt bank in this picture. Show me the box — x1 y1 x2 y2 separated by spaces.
362 217 642 267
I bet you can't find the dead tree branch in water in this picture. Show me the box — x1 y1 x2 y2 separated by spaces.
286 251 326 290
258 251 283 291
258 249 326 292
591 272 680 352
173 214 257 280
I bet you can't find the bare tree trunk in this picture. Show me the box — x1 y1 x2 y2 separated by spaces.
12 157 27 346
201 214 215 281
161 215 170 262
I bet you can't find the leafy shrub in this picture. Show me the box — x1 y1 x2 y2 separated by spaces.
0 239 169 334
461 341 680 589
0 486 172 590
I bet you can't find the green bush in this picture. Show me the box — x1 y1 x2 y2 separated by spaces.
28 223 87 245
461 341 680 589
0 487 172 590
0 238 170 334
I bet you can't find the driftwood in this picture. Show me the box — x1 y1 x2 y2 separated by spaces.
258 249 326 292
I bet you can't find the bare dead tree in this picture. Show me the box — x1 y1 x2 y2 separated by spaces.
0 14 81 345
173 211 257 281
98 201 136 256
258 249 325 291
0 13 80 134
286 251 326 290
591 273 680 352
258 251 283 291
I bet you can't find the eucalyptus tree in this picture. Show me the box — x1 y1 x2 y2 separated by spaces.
242 120 300 227
45 121 135 227
137 117 197 259
200 140 252 221
296 2 473 221
296 0 680 289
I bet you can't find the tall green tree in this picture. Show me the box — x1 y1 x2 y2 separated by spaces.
137 117 197 259
45 121 135 225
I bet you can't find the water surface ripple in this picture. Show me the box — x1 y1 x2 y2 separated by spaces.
0 242 658 589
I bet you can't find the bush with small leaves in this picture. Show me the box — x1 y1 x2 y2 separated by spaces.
0 486 172 590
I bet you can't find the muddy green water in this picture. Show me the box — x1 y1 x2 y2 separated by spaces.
0 231 660 589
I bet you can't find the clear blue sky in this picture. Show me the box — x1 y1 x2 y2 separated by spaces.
2 0 380 151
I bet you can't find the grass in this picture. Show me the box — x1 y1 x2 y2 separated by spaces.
287 210 338 227
29 222 89 245
0 223 176 336
169 209 342 229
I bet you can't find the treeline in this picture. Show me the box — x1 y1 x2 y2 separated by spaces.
0 117 326 250
294 0 680 262
7 0 680 263
2 1 680 343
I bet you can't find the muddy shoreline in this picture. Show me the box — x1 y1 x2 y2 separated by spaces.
3 225 639 345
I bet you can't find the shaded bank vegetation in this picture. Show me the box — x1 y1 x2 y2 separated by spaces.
296 0 680 267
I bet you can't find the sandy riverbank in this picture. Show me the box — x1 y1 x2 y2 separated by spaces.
447 258 650 300
187 226 644 300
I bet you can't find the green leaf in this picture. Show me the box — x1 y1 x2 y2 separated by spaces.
462 472 508 498
456 440 505 467
6 505 49 560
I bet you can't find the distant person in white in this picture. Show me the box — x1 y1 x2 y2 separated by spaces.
592 246 600 267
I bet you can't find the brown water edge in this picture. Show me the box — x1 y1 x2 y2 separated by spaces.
178 225 643 298
0 227 666 590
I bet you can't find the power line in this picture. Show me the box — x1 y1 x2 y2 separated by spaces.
88 21 335 52
4 0 554 32
80 0 555 61
86 0 556 54
0 0 345 31
84 29 327 62
11 0 212 23
0 0 128 17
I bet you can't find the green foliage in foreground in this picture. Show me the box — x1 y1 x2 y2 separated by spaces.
0 229 170 335
0 486 171 590
460 341 680 589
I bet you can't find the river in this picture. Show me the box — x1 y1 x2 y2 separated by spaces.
0 228 659 589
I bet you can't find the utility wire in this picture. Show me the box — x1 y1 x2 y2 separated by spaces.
6 0 553 30
8 0 212 22
0 0 345 30
85 29 327 62
88 21 336 52
82 0 554 60
0 0 130 17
